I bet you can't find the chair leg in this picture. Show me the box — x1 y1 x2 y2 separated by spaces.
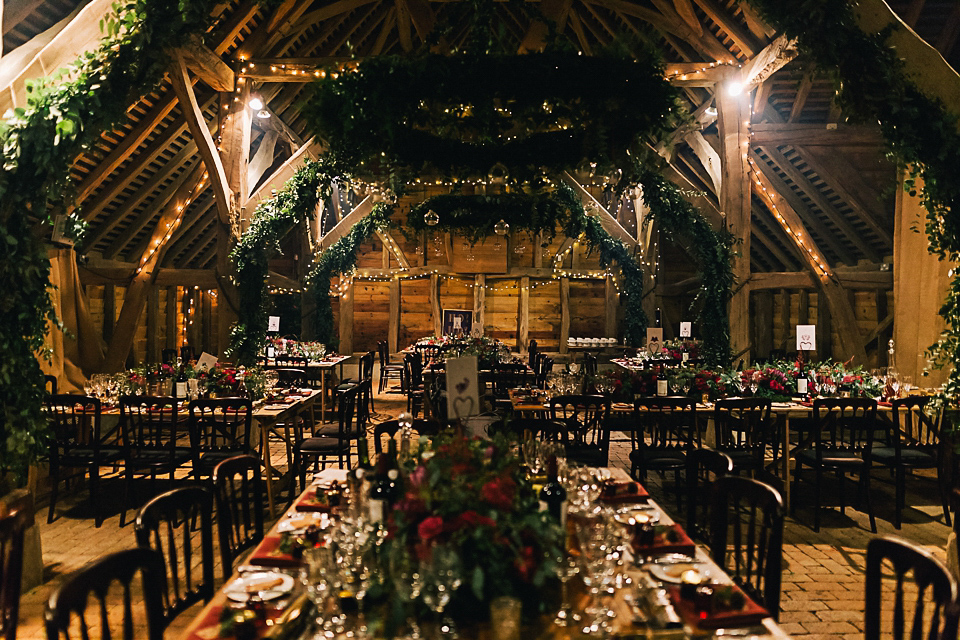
939 468 952 527
89 466 102 528
814 465 822 533
674 469 683 515
837 469 845 515
47 467 59 524
862 471 877 533
895 466 904 529
119 468 135 528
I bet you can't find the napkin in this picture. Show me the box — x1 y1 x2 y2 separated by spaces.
666 583 769 630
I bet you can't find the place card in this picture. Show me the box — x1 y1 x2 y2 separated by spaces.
196 351 217 370
679 321 691 337
268 315 280 332
796 324 816 351
446 355 480 420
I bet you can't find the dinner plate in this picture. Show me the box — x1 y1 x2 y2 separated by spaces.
277 511 328 532
648 562 712 584
225 572 294 601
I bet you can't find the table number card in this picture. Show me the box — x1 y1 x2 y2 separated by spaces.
796 325 816 352
646 328 664 355
196 352 218 371
268 315 281 332
679 322 692 338
446 356 480 420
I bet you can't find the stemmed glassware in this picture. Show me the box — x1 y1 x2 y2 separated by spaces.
300 544 339 638
553 552 581 626
522 439 543 476
419 545 462 638
574 509 617 635
390 552 424 639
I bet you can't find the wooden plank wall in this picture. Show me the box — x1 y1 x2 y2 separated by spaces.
353 279 389 353
529 280 561 350
398 278 432 346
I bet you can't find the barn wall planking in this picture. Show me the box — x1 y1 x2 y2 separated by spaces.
353 280 390 353
529 280 562 349
568 281 605 338
398 278 433 347
484 280 520 346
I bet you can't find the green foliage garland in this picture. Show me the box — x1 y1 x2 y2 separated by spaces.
308 204 394 348
0 0 215 474
639 170 735 367
228 158 350 365
742 0 960 401
302 48 682 188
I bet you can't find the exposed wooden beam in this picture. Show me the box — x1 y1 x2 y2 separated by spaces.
749 123 883 146
376 230 410 269
561 172 636 246
682 130 722 195
162 200 218 265
178 36 235 92
247 131 280 195
247 137 324 208
180 226 218 267
741 35 796 88
936 4 960 58
170 53 232 223
748 270 892 291
788 73 814 123
692 0 760 56
317 196 374 251
672 0 702 36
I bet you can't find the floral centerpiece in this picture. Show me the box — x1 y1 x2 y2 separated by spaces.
418 335 508 368
369 432 563 635
196 364 267 400
268 337 327 360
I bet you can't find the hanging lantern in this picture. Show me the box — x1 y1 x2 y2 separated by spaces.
494 219 509 235
424 210 440 226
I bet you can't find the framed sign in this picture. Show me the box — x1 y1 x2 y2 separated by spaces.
679 322 692 338
446 356 480 420
646 328 664 354
442 309 473 337
267 315 281 332
796 325 816 352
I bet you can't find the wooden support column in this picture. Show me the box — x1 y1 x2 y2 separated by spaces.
717 67 752 363
473 275 486 336
339 279 354 355
817 290 833 360
202 291 213 355
430 274 442 337
754 290 774 359
102 285 115 343
388 279 400 354
518 276 530 351
560 277 571 354
166 287 177 349
798 290 810 325
146 287 159 363
605 274 617 339
779 289 791 351
875 289 889 367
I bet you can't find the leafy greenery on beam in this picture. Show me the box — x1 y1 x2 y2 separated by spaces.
308 204 394 348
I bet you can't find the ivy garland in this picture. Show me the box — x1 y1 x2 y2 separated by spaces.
307 204 394 348
0 0 216 474
302 46 682 189
742 0 960 403
228 158 351 365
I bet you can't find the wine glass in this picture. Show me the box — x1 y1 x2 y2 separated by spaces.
553 551 581 626
569 362 580 377
522 439 543 476
748 373 759 396
390 551 423 639
420 545 462 638
300 545 337 638
574 511 614 635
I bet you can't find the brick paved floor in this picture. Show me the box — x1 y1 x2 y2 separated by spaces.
16 374 954 638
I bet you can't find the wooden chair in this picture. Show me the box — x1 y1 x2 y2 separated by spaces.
118 395 193 527
0 493 32 640
187 398 254 482
709 476 785 620
536 356 554 389
582 352 598 377
491 363 533 413
404 353 425 418
713 398 774 477
371 417 441 456
865 535 960 640
629 397 698 513
294 386 358 490
549 394 610 467
134 486 215 625
43 375 57 395
378 341 404 393
528 340 539 374
685 448 733 542
161 349 178 365
498 418 570 443
179 346 195 363
793 397 878 533
45 394 123 527
212 455 264 581
871 396 949 528
44 548 166 640
274 367 307 388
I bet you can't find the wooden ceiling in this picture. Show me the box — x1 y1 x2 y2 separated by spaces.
3 0 956 276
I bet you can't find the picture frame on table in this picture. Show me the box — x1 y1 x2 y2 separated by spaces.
442 309 473 337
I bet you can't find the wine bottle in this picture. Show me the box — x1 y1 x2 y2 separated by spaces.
796 366 808 400
656 366 668 397
539 455 568 527
175 365 188 400
367 457 389 524
266 343 276 359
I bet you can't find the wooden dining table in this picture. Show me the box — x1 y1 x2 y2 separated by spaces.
264 355 350 421
178 465 791 639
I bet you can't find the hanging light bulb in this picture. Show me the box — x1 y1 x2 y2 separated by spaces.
424 210 440 226
494 219 509 235
257 109 270 119
248 96 264 110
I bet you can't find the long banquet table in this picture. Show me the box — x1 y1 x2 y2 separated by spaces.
179 465 791 639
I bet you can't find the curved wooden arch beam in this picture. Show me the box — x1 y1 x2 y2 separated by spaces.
560 172 638 246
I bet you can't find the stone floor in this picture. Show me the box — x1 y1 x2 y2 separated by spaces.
16 373 955 639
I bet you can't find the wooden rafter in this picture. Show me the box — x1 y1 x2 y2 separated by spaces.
170 52 233 223
692 0 760 57
788 73 814 122
561 172 636 245
247 131 280 195
178 36 235 92
247 137 323 206
749 123 883 146
741 35 796 89
672 0 703 36
162 200 218 266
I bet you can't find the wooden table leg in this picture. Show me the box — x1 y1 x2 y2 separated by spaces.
782 415 791 510
261 420 277 519
320 370 327 423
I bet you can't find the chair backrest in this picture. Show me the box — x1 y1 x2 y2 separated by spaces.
505 418 573 444
161 349 178 365
709 476 785 620
44 375 57 396
415 343 442 363
45 395 104 459
179 346 195 363
713 397 773 464
377 341 389 367
583 352 598 377
549 395 610 451
404 353 423 388
528 340 539 370
891 396 941 454
274 367 306 388
492 363 532 397
134 486 215 625
0 494 32 640
812 397 879 454
44 548 166 640
119 396 179 457
536 356 554 388
188 398 253 470
212 455 264 580
631 396 698 451
373 420 402 456
354 381 372 434
359 352 375 383
865 535 959 640
685 449 733 542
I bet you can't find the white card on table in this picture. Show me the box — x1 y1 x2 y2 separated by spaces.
196 352 218 371
446 356 480 420
679 322 692 338
646 328 664 354
268 315 281 332
796 325 816 351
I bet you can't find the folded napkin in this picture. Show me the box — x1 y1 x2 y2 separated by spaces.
599 481 650 504
631 524 696 557
666 583 769 630
295 488 332 513
248 536 303 569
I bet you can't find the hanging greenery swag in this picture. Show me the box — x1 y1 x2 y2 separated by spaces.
742 0 960 404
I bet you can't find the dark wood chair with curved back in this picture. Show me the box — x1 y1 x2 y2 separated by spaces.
865 535 960 640
378 341 404 393
871 396 949 529
685 448 733 542
713 398 774 477
629 397 698 513
212 455 264 581
45 394 124 528
161 349 178 365
44 548 166 640
404 354 425 418
187 398 254 482
134 486 215 626
709 476 785 620
549 394 611 467
0 492 32 640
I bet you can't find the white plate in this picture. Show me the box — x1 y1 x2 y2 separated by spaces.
225 572 294 602
648 562 712 584
277 511 328 532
